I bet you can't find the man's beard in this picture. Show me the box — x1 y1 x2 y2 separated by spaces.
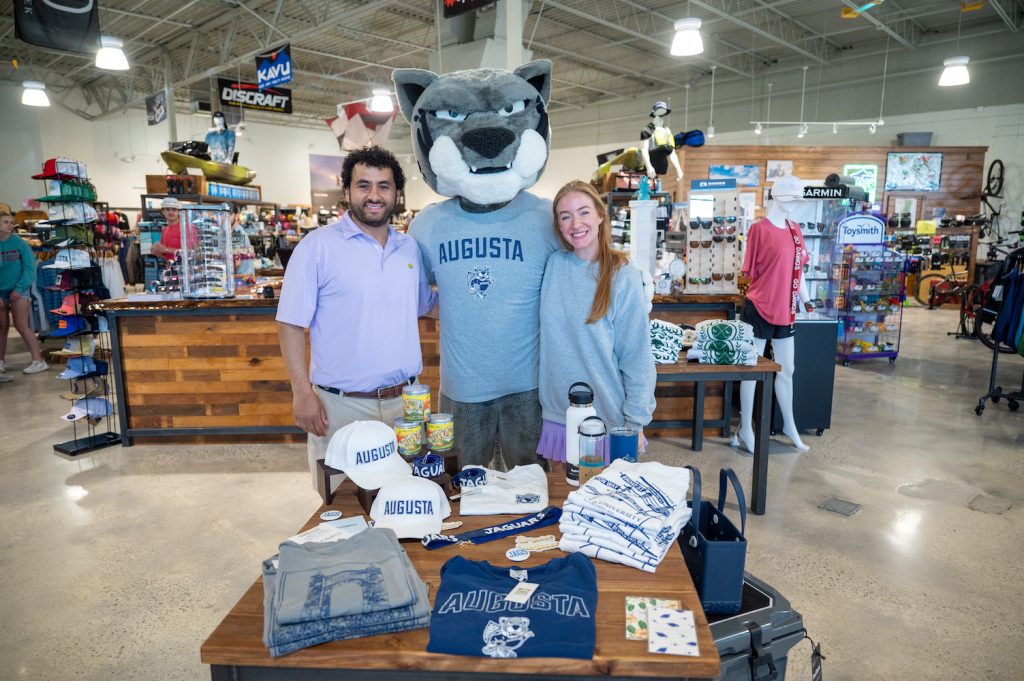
349 200 393 228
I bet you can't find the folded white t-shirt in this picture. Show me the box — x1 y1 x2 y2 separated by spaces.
457 464 549 515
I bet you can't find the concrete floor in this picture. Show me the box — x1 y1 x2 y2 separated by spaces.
1 306 1022 680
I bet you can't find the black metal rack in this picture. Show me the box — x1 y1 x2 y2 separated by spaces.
975 246 1024 415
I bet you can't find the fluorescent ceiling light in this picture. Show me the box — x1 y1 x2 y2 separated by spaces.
369 88 394 113
938 56 970 87
96 36 129 71
671 18 704 57
21 81 49 107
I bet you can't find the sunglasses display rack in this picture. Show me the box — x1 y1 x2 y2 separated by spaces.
29 158 122 457
683 193 741 294
178 206 236 299
833 245 906 366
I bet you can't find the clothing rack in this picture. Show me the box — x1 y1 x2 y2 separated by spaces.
975 246 1024 415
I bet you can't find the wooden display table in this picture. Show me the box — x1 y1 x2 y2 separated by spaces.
201 465 721 680
656 357 781 515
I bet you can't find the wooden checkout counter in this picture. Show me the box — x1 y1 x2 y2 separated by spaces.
92 294 741 446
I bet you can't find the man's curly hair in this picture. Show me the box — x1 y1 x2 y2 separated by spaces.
341 146 406 192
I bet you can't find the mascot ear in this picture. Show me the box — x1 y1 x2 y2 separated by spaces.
392 69 439 122
513 60 552 105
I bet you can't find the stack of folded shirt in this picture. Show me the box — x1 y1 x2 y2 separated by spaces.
559 460 692 573
650 319 686 363
262 527 430 657
458 464 549 515
686 319 759 366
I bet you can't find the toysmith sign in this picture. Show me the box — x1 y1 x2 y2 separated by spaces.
218 78 292 114
838 213 886 245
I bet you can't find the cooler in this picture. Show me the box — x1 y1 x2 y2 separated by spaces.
707 573 806 681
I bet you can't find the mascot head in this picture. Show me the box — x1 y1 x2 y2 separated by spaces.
393 60 552 207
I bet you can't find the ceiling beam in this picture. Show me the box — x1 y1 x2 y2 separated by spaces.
838 0 920 48
87 0 404 121
988 0 1021 32
542 0 754 78
689 0 839 64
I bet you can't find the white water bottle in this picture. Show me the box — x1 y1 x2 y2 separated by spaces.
565 382 596 487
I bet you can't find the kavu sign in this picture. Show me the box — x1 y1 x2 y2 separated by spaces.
255 43 292 90
218 78 292 114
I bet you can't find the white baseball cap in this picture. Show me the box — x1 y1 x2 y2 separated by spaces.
43 203 98 224
161 197 181 210
60 397 113 422
370 476 451 539
325 420 411 490
43 248 93 270
769 175 804 201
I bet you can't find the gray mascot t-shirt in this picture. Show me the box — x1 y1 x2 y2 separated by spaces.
411 191 560 403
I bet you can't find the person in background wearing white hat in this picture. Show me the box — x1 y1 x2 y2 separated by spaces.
277 147 438 492
0 211 47 375
150 197 197 260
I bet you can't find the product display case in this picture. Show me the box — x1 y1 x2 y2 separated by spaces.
833 245 905 365
179 205 235 299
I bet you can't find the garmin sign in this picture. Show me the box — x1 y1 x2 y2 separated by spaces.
218 78 292 114
838 213 885 245
803 186 849 199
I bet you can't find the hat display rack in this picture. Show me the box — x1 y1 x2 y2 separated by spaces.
31 157 121 456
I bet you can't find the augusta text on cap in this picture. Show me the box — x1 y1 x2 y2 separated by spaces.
383 499 436 515
354 441 396 465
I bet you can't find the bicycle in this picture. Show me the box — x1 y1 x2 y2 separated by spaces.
915 263 970 308
950 241 1015 352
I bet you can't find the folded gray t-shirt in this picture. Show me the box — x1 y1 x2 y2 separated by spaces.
273 527 418 625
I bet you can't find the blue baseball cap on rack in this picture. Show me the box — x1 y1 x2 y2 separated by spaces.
56 356 104 380
51 315 88 337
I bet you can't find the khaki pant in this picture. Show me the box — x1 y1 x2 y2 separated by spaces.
307 386 404 493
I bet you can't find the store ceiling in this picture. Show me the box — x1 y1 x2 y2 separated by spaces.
0 0 1021 132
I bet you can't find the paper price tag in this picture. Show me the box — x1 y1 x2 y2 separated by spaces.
504 581 539 604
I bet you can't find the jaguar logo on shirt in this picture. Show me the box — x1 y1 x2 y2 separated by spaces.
482 617 534 658
468 267 493 301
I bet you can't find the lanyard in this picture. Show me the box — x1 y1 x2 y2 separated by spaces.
421 506 562 550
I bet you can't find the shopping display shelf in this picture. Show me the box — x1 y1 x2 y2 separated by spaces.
53 432 122 458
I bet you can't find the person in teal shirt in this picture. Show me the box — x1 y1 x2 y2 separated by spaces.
0 211 47 375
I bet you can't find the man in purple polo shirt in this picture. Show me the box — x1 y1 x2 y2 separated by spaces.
277 146 437 492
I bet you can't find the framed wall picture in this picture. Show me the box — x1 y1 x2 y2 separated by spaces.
765 160 793 183
885 152 942 191
710 164 760 187
886 195 919 228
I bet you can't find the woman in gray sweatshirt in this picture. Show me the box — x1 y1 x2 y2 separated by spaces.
535 181 656 463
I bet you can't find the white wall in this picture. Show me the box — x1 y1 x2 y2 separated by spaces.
4 81 1021 231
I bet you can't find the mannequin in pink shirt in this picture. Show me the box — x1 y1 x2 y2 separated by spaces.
735 176 812 454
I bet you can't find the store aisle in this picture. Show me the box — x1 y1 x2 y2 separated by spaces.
0 307 1021 680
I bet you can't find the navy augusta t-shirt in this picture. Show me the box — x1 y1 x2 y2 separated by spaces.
427 553 597 659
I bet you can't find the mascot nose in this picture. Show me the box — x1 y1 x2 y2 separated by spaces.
461 127 515 160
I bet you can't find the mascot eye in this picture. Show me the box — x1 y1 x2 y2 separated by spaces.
434 110 467 121
497 100 527 117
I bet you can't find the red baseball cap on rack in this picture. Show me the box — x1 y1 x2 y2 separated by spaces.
32 157 88 181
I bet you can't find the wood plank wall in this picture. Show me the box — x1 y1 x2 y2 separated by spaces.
671 145 987 221
120 313 296 432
